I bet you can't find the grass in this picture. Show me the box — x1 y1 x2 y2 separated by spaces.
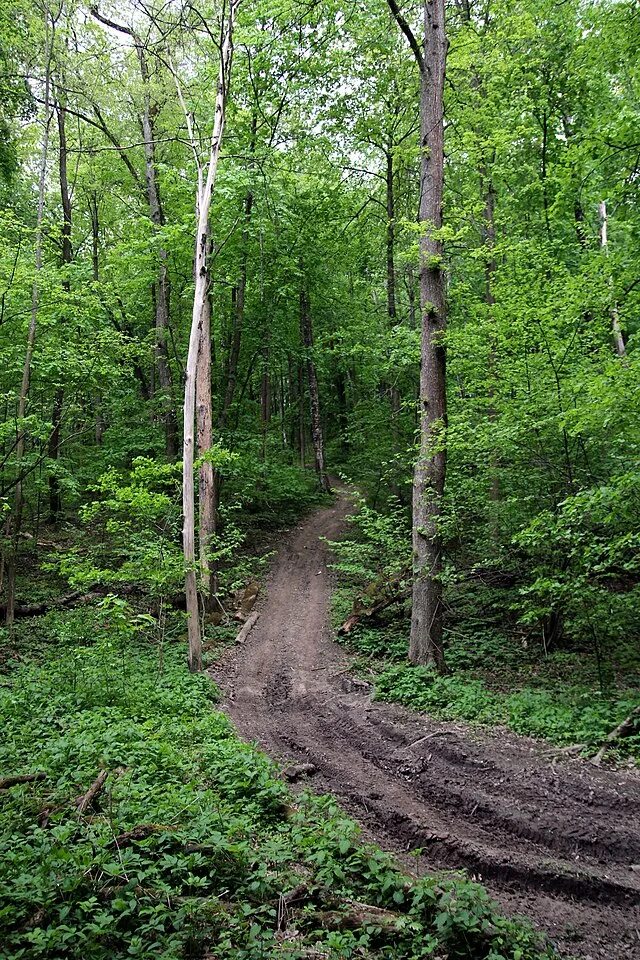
0 602 556 960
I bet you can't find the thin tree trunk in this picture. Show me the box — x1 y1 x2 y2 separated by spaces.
139 57 178 459
599 200 626 358
5 13 54 625
300 286 330 492
387 0 448 670
91 7 178 458
297 362 306 467
180 0 239 672
48 93 72 524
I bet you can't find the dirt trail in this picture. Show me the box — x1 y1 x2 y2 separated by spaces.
215 486 640 959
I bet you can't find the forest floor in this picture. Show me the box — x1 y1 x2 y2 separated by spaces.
213 484 640 960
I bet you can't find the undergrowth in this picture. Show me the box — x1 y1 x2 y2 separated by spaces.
331 587 640 761
0 604 556 959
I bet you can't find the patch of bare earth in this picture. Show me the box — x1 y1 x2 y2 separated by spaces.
213 487 640 959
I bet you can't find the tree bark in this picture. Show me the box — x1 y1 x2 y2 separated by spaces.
181 0 239 672
196 257 215 606
388 0 448 670
300 286 330 492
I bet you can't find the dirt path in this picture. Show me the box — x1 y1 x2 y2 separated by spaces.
215 487 640 959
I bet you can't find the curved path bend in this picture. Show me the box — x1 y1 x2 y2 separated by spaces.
215 487 640 959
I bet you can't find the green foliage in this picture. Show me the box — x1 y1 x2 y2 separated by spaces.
0 608 554 960
328 493 410 582
374 663 639 757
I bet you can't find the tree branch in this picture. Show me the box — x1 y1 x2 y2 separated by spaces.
385 0 425 74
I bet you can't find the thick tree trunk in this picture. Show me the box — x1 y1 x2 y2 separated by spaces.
182 0 238 672
599 201 626 358
300 287 330 492
388 0 448 670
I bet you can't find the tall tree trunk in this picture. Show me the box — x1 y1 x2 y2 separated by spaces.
297 361 306 467
90 7 178 458
181 0 238 672
599 200 626 358
5 12 54 625
385 145 397 324
48 94 72 524
387 0 448 670
139 56 178 459
482 172 501 512
196 263 215 606
386 143 402 423
300 286 330 492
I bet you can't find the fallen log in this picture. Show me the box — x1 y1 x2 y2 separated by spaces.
0 772 47 790
76 770 108 814
314 899 403 933
235 611 259 644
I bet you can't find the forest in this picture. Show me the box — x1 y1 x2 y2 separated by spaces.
1 0 639 957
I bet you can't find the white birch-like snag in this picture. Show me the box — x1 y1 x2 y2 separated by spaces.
5 10 55 626
196 270 215 604
386 0 448 670
599 200 626 358
176 0 241 672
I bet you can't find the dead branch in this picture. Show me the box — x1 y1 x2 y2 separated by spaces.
339 569 411 635
109 824 177 848
235 610 259 644
76 770 108 813
0 772 46 789
314 899 403 932
590 705 640 766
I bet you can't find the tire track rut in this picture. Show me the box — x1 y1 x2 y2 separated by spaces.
214 487 640 958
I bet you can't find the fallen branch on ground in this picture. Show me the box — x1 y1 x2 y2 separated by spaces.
338 569 411 635
108 824 177 848
590 704 640 766
235 611 259 644
76 770 108 813
0 772 47 789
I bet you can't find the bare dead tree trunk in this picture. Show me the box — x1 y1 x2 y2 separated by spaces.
177 0 239 672
599 201 626 358
300 286 330 493
5 12 54 625
387 0 448 671
196 255 215 606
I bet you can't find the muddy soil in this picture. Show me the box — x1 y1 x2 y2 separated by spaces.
214 486 640 959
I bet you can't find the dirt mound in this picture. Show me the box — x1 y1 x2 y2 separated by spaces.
214 488 640 959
